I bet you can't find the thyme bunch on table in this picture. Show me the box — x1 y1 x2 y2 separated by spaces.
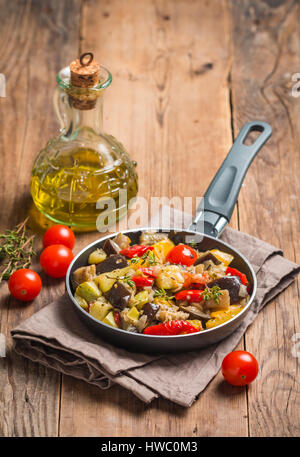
0 218 35 282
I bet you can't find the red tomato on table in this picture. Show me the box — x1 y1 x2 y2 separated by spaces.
8 269 42 301
221 350 259 386
40 244 74 278
43 225 75 250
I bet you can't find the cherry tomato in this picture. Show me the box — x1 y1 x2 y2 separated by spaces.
221 350 259 386
43 225 75 250
167 244 197 266
40 244 74 278
8 269 42 302
175 289 204 302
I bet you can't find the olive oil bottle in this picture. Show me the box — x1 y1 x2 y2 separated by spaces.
31 53 138 230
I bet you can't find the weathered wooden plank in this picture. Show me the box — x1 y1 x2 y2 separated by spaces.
59 0 248 437
229 0 300 437
0 0 81 437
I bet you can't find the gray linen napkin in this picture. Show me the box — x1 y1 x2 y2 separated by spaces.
11 227 300 406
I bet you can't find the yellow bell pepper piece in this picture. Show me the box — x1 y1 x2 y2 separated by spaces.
210 249 234 266
127 306 140 322
187 319 203 331
206 305 243 329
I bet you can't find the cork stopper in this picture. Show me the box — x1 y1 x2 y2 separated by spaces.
68 52 100 109
70 52 100 88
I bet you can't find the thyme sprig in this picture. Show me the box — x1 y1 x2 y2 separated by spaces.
203 285 222 304
0 218 35 282
141 250 158 266
154 288 174 300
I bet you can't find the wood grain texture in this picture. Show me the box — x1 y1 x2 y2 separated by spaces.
0 0 81 436
229 0 300 437
58 0 247 437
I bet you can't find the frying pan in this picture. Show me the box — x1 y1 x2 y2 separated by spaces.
66 121 272 353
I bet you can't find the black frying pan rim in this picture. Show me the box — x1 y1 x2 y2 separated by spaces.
66 227 257 340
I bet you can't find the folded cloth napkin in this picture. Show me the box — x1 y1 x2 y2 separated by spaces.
11 225 300 407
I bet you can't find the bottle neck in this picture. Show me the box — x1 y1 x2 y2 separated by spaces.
65 94 103 137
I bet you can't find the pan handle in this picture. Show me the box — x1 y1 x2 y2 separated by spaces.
189 121 272 238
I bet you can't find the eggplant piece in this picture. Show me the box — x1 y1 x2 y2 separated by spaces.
96 254 128 274
179 304 211 321
105 281 131 309
207 275 242 304
143 302 160 324
103 239 121 256
194 251 221 266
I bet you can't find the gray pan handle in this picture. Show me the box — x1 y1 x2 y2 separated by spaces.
189 121 272 238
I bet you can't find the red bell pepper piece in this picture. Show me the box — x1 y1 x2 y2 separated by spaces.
120 245 154 258
140 267 157 277
113 311 121 328
143 320 199 336
131 275 154 287
225 267 248 286
175 289 204 302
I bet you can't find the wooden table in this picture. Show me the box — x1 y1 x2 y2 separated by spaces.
1 0 299 437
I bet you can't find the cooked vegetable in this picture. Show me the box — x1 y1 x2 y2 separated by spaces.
206 305 243 328
75 281 101 303
179 304 211 321
156 265 185 291
194 250 221 266
127 306 140 322
203 288 230 309
139 231 169 245
225 267 248 286
167 244 197 266
72 231 250 335
95 266 131 293
131 290 151 309
210 249 233 266
73 264 96 285
132 275 154 287
96 254 128 274
113 310 121 327
207 276 244 304
113 233 131 249
89 301 112 321
103 239 121 256
105 281 131 309
175 289 204 303
88 249 107 265
152 238 174 263
103 311 119 328
74 292 89 311
120 245 154 258
144 320 199 335
143 302 160 323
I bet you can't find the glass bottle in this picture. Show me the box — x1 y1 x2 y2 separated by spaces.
30 56 138 231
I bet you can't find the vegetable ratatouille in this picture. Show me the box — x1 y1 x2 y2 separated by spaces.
72 231 250 336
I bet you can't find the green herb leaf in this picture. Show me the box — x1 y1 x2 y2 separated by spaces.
203 285 222 304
